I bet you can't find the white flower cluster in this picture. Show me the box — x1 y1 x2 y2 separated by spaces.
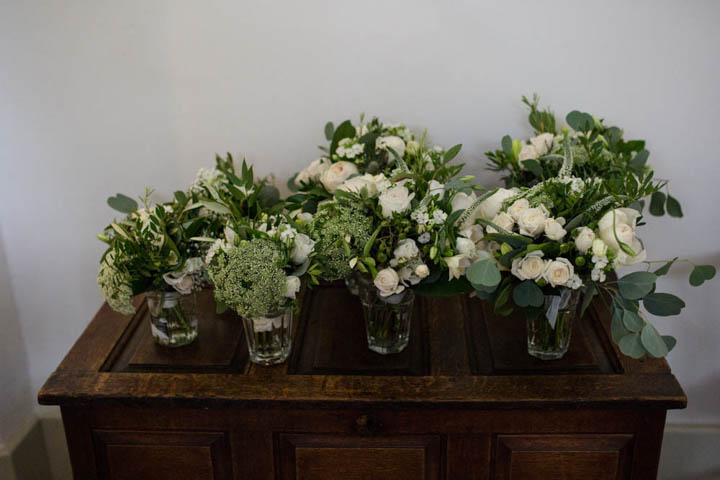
336 138 365 159
374 237 431 297
518 133 554 165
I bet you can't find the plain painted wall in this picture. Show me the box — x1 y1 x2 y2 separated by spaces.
1 0 719 435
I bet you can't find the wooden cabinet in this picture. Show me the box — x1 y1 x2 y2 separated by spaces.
39 283 686 479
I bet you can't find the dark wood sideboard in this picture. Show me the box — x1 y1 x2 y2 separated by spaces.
38 282 686 480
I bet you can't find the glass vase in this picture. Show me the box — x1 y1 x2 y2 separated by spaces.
357 275 415 355
243 308 294 365
146 291 199 347
527 288 580 360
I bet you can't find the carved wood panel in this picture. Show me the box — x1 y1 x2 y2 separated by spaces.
493 434 634 480
277 433 443 480
92 429 232 480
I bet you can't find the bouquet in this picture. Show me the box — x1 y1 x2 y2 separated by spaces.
286 115 458 214
464 151 714 359
486 94 683 218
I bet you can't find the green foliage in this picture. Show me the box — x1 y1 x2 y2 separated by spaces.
690 265 716 286
107 193 138 214
643 293 685 316
467 259 501 288
617 271 657 300
512 280 544 308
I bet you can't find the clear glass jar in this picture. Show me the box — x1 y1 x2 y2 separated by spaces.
357 275 415 355
146 291 198 347
527 288 580 360
243 308 294 365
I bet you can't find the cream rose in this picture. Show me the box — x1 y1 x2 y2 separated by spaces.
414 264 430 279
529 133 554 156
284 275 301 299
378 185 415 218
511 251 547 281
376 136 406 159
320 161 359 193
337 173 380 196
517 207 548 237
542 258 575 287
575 227 595 253
291 233 315 265
598 208 640 232
544 218 567 241
518 144 538 163
507 198 530 221
374 268 405 297
451 191 477 212
459 224 485 243
592 238 608 257
394 238 419 260
488 212 514 234
295 157 331 186
478 188 517 220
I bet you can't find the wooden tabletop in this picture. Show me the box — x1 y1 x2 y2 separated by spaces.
38 283 687 409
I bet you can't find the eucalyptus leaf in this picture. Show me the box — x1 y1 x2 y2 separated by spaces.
617 271 657 300
649 191 666 216
666 195 683 218
521 158 543 178
414 277 473 297
689 264 716 286
501 135 513 156
662 335 677 352
287 173 300 192
566 110 594 132
611 308 629 344
107 193 138 214
654 257 678 276
258 185 280 207
466 259 501 288
618 333 646 359
643 293 685 316
324 121 334 141
641 323 669 358
622 309 644 332
512 280 544 308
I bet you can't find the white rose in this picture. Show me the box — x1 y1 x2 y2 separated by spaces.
542 258 575 287
445 254 471 280
337 173 379 196
598 208 640 232
529 133 554 157
378 185 415 218
614 238 647 267
544 218 567 241
592 238 608 257
518 144 538 163
428 180 445 200
451 191 477 219
374 268 405 297
599 222 635 253
394 238 420 260
459 224 485 243
507 199 530 222
398 266 422 286
511 251 547 281
478 188 518 220
295 157 331 186
296 212 314 223
284 275 301 299
320 161 359 193
575 227 595 253
291 233 315 264
517 207 548 237
415 264 430 279
456 237 477 258
488 212 514 234
377 136 406 159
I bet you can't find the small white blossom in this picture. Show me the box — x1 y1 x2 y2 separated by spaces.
418 232 431 244
432 209 448 225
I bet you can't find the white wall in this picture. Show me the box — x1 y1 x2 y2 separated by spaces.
1 0 719 434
